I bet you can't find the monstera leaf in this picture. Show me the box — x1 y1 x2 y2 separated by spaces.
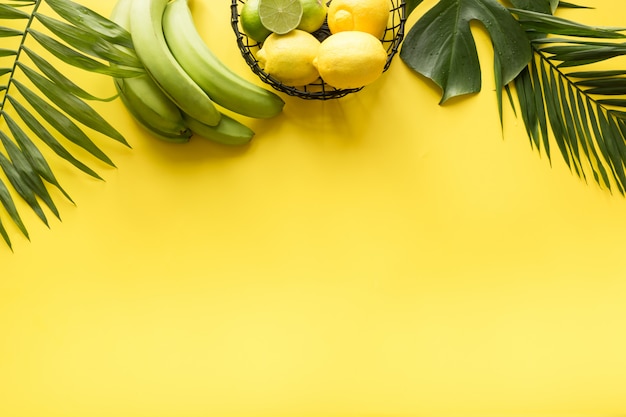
399 0 533 104
0 0 141 249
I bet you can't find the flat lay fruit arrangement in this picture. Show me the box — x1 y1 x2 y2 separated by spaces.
1 0 626 249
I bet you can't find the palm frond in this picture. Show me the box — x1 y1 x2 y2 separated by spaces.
509 6 626 194
0 0 141 250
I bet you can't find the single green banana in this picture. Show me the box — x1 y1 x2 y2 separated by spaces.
162 0 285 119
110 0 192 142
129 0 221 127
183 113 255 146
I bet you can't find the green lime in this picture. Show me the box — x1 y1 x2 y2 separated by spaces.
258 0 303 35
298 0 327 33
240 0 272 43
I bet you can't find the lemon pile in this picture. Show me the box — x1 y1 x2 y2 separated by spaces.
240 0 390 90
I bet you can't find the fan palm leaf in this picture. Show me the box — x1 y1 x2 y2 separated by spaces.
0 0 141 250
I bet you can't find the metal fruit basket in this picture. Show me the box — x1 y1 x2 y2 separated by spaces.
230 0 407 100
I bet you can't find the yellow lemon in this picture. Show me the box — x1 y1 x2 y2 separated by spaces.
313 31 387 89
240 0 272 43
327 0 389 39
256 30 321 86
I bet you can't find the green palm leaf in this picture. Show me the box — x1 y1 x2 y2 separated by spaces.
44 0 133 47
0 0 138 250
0 26 24 37
0 3 30 18
509 6 626 194
21 46 117 101
3 112 73 203
33 13 140 67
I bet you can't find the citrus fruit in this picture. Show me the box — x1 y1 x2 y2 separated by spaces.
240 0 272 43
256 30 321 86
298 0 328 33
258 0 303 35
327 0 390 39
313 31 387 89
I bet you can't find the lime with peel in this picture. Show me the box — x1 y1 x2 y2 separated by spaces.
240 0 272 43
298 0 328 33
258 0 303 35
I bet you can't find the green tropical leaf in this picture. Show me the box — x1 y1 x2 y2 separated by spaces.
7 96 103 180
17 63 129 145
27 29 143 77
557 2 589 9
0 150 49 227
578 80 626 95
404 0 424 16
508 0 555 14
0 26 24 37
0 131 60 221
527 37 626 68
44 0 133 47
2 112 73 203
21 46 117 101
597 99 626 107
0 177 30 241
510 8 626 38
0 218 12 250
11 80 117 166
33 12 141 67
0 4 30 19
510 5 626 194
569 69 626 78
399 0 533 103
0 48 17 56
0 0 138 249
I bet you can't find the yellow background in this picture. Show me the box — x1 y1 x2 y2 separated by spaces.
2 0 626 416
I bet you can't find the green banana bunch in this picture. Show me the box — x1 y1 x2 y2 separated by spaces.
129 0 222 127
110 0 192 143
114 76 192 143
183 113 255 147
162 0 285 119
110 0 284 146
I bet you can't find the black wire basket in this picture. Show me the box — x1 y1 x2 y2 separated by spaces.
230 0 407 100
